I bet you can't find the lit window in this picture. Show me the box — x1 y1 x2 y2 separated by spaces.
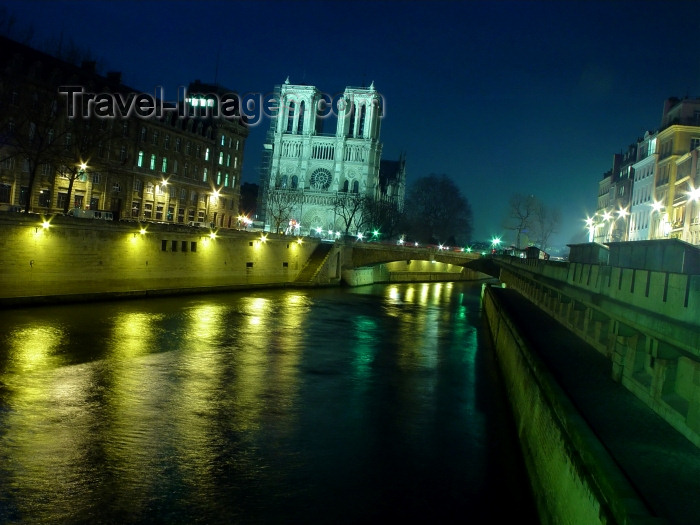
220 135 226 146
137 151 144 167
161 157 167 173
203 168 208 182
219 151 223 165
150 154 156 170
205 148 210 161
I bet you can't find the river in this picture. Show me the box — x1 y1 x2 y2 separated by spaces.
0 281 537 524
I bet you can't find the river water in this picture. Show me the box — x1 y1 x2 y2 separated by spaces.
0 281 537 524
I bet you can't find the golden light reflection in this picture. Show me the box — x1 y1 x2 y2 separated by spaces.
7 325 65 372
111 312 162 358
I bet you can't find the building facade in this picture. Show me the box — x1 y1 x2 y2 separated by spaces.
259 78 404 237
592 97 700 247
0 37 248 228
628 131 657 242
652 97 700 242
593 145 635 243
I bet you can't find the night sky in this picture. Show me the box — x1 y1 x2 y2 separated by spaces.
3 0 700 248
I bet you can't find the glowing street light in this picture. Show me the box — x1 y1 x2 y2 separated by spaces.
688 186 700 202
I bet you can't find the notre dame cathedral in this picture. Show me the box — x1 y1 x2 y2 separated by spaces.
259 78 405 237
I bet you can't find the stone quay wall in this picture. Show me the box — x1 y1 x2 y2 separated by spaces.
496 255 700 447
482 284 658 525
0 215 326 305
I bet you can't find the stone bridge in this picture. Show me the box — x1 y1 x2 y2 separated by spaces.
345 242 487 269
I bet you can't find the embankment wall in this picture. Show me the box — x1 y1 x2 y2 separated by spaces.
482 284 659 525
0 215 323 305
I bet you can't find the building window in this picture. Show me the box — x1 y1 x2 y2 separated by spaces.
203 168 208 182
175 138 181 152
190 241 197 252
162 240 167 251
0 183 11 202
137 151 144 168
140 127 146 142
226 154 231 167
224 173 229 187
185 141 191 155
188 209 195 222
132 202 141 218
134 179 143 193
113 182 122 193
286 101 295 133
120 146 127 162
358 104 366 137
150 154 156 170
310 168 332 191
57 192 68 209
217 171 222 185
164 135 170 149
152 130 159 145
74 195 84 208
181 240 188 252
219 151 224 165
144 202 153 218
161 157 167 173
92 172 100 184
184 163 189 178
172 159 178 175
38 190 51 207
122 122 129 137
90 197 99 210
220 134 226 146
156 205 164 220
297 101 305 134
178 208 185 223
205 148 210 161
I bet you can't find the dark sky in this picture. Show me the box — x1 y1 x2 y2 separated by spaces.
3 0 700 247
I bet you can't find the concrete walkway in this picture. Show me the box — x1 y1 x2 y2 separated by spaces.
491 287 700 525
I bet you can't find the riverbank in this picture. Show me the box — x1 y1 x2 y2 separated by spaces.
483 283 699 524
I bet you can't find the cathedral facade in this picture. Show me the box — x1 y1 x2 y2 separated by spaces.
260 78 403 237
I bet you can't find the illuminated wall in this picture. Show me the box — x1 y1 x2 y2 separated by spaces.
0 215 330 302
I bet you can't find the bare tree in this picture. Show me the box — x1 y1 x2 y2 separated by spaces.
403 174 473 245
504 193 537 249
333 192 370 236
0 89 67 212
54 116 116 214
532 201 561 251
364 199 404 240
266 189 301 234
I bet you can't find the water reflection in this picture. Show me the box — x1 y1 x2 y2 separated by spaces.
0 283 534 524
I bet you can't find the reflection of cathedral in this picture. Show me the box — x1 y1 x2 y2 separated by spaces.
260 78 404 235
